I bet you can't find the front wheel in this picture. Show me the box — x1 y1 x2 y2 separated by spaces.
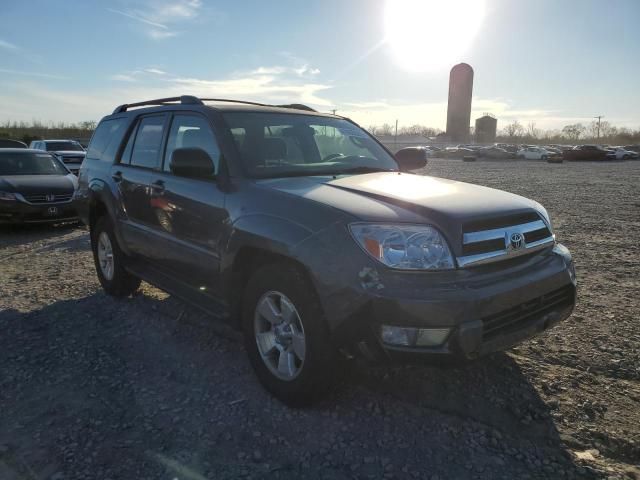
91 217 141 297
242 263 338 406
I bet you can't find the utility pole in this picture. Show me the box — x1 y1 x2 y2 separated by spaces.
394 119 398 148
594 115 604 140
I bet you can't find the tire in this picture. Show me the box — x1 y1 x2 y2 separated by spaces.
541 155 547 161
91 216 141 297
242 263 338 406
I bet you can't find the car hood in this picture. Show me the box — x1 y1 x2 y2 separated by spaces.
256 172 541 254
0 174 77 195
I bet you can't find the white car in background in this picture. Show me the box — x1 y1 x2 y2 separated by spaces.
611 147 639 160
517 146 551 160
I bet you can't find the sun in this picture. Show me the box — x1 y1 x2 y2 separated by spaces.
384 0 485 72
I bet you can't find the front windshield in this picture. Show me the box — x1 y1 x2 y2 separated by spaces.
222 112 398 178
45 141 84 152
0 152 68 175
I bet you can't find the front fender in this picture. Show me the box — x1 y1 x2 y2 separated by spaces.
222 213 314 272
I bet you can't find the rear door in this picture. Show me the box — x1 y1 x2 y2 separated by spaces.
146 112 228 294
111 113 168 258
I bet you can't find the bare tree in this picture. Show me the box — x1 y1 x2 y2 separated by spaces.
503 120 524 139
377 123 394 136
561 123 586 141
526 121 539 139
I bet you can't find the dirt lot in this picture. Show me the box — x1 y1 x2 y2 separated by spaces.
1 159 639 480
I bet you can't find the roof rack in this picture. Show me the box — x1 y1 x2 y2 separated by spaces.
199 98 270 107
112 96 318 114
112 95 203 114
274 103 317 112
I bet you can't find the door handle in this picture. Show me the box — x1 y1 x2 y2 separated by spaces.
111 171 123 182
151 179 166 194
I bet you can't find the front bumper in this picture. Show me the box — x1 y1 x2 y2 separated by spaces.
0 200 78 224
329 244 576 364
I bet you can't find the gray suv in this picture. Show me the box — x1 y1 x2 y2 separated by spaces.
75 96 577 405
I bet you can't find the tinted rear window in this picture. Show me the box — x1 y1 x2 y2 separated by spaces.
45 141 84 152
87 118 128 162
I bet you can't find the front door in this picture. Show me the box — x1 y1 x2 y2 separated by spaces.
111 113 167 258
146 113 228 295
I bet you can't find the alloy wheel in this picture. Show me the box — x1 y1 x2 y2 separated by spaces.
97 232 115 281
254 291 306 381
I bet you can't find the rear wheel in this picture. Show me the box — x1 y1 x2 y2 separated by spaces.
91 217 140 297
242 263 338 406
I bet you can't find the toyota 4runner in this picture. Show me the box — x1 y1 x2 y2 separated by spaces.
75 96 577 405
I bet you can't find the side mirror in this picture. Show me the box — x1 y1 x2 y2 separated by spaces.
170 148 215 178
395 147 428 171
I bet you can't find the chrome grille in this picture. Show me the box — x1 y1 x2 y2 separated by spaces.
458 213 554 267
22 193 73 204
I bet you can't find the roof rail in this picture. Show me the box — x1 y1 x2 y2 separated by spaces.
274 103 317 112
201 99 316 112
199 98 274 107
112 95 203 114
112 96 318 114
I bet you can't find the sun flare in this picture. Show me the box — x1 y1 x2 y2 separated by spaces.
384 0 485 72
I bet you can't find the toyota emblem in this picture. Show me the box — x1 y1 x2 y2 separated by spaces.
510 232 524 250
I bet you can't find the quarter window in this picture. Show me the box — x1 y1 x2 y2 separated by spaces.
130 116 166 169
87 118 127 162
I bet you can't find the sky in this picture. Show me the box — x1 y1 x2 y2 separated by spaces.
0 0 639 132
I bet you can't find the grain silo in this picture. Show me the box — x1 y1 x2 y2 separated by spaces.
446 63 474 143
475 114 497 143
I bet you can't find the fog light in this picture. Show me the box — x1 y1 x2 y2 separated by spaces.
415 328 450 346
381 325 450 347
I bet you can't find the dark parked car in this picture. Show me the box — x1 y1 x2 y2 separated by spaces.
623 145 640 154
0 139 27 148
563 145 612 161
0 149 78 224
75 96 576 405
478 146 512 160
29 139 86 175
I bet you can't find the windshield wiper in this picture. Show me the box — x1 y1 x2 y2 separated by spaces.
256 166 396 179
328 166 396 175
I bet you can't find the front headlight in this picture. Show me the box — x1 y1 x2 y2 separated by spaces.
0 191 17 201
349 223 455 270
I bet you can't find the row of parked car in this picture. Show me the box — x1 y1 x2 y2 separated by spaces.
424 143 640 162
0 138 85 225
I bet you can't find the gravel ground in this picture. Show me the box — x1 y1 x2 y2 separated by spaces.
0 159 638 480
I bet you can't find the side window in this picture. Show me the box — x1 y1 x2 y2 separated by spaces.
119 122 138 165
130 115 165 169
163 114 220 173
86 118 127 162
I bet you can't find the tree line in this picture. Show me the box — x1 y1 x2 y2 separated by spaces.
367 120 640 145
0 120 97 145
497 120 640 144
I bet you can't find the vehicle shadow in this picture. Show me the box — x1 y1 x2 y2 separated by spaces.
0 292 600 480
0 221 83 250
